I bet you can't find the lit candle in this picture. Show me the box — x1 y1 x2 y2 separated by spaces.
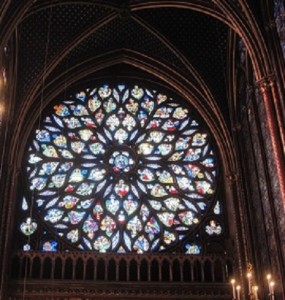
236 285 241 300
267 274 272 294
247 272 252 293
270 281 275 300
231 279 237 299
253 286 258 299
0 103 4 115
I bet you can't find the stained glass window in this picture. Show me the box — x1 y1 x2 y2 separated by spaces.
21 84 219 253
274 0 285 60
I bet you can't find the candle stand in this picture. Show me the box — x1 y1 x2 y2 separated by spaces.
230 264 275 300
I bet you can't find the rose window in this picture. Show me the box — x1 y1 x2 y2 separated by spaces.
24 84 217 253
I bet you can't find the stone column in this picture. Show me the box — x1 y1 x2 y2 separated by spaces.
257 78 285 209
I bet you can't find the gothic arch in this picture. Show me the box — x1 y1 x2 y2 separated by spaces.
1 1 285 298
0 1 274 80
11 50 236 177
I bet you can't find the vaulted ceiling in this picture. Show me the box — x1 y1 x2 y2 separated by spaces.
15 1 231 125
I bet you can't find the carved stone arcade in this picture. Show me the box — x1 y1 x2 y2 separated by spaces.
7 252 232 299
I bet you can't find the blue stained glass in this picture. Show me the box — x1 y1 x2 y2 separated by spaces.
71 104 88 116
83 237 92 250
76 91 86 101
274 0 285 60
145 217 160 236
134 235 149 253
30 177 47 191
42 241 58 252
54 104 70 116
36 130 50 142
185 243 201 255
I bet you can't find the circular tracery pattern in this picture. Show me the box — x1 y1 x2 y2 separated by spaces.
26 84 217 253
107 148 136 173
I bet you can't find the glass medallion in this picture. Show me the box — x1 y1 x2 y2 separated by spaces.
36 130 50 142
164 198 181 211
94 236 111 252
164 231 177 244
145 217 160 236
51 174 66 188
67 229 79 243
44 209 64 223
185 243 201 254
114 180 130 198
42 241 58 252
123 196 138 215
127 216 142 238
39 162 59 175
24 84 218 253
108 149 135 173
205 219 222 235
20 218 37 235
138 168 155 182
83 215 98 239
106 195 120 215
23 244 31 251
54 104 70 116
68 211 85 224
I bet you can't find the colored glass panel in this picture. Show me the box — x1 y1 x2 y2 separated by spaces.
275 0 285 59
23 84 218 253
